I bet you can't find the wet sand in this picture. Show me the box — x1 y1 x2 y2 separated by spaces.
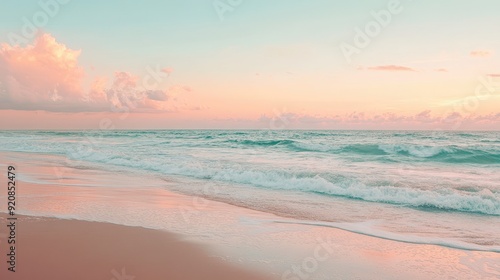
0 214 273 280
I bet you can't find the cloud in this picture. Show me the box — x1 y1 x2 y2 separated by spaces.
161 67 173 74
256 110 500 129
87 71 179 111
0 33 84 111
436 68 448 72
146 90 169 101
0 33 183 112
470 50 493 58
365 65 416 72
487 74 500 77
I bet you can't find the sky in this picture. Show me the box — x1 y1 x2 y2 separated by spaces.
0 0 499 130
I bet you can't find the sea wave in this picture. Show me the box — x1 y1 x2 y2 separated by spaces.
68 151 500 216
379 144 449 157
380 144 500 163
228 138 500 164
224 139 296 147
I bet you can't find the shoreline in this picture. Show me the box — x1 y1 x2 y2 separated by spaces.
0 214 274 280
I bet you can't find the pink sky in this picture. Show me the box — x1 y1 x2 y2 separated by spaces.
1 33 499 130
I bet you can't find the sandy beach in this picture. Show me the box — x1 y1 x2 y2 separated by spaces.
0 214 273 280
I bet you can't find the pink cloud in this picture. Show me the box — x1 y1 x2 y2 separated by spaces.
436 68 448 72
0 33 84 110
256 111 500 130
487 74 500 77
161 67 173 74
366 65 416 72
470 50 493 58
90 71 172 111
0 33 185 112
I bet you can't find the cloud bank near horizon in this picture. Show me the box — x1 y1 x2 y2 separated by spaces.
256 110 500 129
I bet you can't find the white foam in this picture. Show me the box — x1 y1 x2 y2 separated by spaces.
273 219 500 253
69 151 500 215
379 144 452 157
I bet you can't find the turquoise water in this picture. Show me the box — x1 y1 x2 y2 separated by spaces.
1 130 499 251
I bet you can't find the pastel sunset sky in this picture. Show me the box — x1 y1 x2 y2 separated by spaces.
0 0 499 130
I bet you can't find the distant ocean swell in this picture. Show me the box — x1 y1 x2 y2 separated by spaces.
225 139 500 164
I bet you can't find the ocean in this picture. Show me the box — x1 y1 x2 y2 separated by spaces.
1 130 499 253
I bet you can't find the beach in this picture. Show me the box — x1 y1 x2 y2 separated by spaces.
0 214 273 280
0 148 498 279
1 0 500 278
